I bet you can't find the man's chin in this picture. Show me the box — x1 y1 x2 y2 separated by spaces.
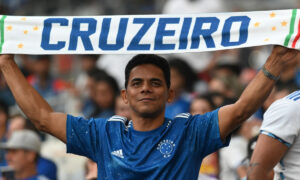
138 110 163 119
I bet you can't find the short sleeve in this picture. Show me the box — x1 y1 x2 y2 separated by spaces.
189 108 230 157
66 114 104 161
261 99 300 145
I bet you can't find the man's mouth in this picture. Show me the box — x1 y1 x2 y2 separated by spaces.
139 98 155 102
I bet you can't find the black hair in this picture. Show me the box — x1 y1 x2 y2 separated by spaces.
168 57 197 92
94 74 120 97
124 54 170 89
87 68 108 80
194 93 217 110
80 55 100 61
0 101 9 117
29 55 51 61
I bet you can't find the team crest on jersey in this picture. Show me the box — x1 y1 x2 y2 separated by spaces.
157 139 176 158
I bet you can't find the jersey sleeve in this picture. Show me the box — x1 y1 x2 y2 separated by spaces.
66 114 104 161
190 108 231 157
261 99 300 145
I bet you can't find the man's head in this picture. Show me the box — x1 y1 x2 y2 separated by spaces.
2 130 40 176
79 55 100 72
122 54 173 119
94 73 120 109
29 55 51 77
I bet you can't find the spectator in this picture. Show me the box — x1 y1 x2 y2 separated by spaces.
1 130 50 180
90 73 120 118
6 116 57 180
0 47 297 179
81 68 108 118
165 57 197 118
75 55 100 98
190 94 219 180
27 55 67 112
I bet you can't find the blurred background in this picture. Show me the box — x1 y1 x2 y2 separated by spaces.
0 0 300 180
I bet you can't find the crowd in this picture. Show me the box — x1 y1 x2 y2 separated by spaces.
0 46 298 180
0 0 299 180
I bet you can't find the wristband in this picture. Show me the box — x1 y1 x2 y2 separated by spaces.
262 66 280 81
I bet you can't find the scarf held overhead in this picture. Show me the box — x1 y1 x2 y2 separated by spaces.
0 9 299 54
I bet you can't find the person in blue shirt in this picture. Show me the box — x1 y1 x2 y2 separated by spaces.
0 46 298 179
2 130 50 180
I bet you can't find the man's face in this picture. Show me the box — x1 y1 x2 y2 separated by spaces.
94 81 115 109
5 149 35 172
122 64 173 119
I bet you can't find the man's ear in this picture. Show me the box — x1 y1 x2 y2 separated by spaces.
121 89 129 104
167 89 175 103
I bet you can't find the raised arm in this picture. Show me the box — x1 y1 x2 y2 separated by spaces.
0 55 67 143
218 46 299 140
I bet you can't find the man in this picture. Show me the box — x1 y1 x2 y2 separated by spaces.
248 89 300 180
0 46 298 179
1 130 49 180
6 115 57 180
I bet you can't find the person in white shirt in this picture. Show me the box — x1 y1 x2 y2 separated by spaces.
249 90 300 180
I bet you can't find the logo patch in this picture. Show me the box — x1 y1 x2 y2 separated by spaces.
157 139 176 158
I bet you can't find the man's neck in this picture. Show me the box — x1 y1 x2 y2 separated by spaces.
16 163 37 180
131 113 165 132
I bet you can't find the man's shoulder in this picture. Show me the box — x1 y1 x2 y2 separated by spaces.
107 115 128 124
173 113 191 119
266 94 300 116
37 175 50 180
106 115 130 129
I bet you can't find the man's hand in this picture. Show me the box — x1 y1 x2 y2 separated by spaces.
264 46 299 76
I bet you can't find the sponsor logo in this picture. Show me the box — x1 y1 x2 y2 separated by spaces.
111 149 124 159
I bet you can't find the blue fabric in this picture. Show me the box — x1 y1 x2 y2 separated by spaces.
66 109 230 180
93 109 115 119
0 87 15 106
31 77 57 99
0 157 56 180
165 95 190 119
82 98 96 118
253 107 264 121
37 157 57 180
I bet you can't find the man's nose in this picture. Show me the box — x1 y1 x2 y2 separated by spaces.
141 82 152 93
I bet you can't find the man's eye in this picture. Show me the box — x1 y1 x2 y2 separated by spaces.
132 82 140 86
152 82 161 86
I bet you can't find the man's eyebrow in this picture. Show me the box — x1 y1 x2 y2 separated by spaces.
130 78 143 82
150 78 163 82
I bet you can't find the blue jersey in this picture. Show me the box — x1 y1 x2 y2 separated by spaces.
66 109 230 180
